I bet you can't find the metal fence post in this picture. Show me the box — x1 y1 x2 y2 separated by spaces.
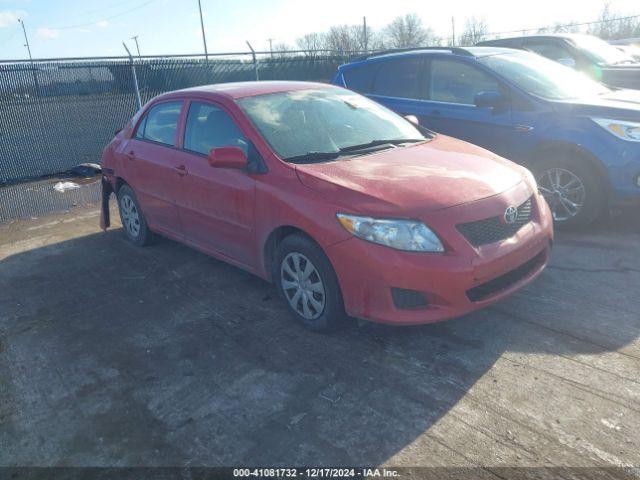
123 42 142 109
246 41 259 81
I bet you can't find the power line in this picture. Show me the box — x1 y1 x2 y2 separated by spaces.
32 0 159 31
485 13 640 38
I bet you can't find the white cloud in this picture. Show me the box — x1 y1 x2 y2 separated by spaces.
96 20 109 28
78 28 91 33
36 27 60 39
0 10 25 28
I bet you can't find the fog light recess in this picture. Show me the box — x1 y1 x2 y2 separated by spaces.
391 288 429 309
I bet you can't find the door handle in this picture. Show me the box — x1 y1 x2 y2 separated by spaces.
125 150 136 160
430 109 442 116
173 164 187 176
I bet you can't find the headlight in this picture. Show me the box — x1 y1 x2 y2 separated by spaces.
592 118 640 142
336 214 444 252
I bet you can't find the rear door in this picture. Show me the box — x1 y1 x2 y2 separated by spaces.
122 100 184 235
171 100 256 266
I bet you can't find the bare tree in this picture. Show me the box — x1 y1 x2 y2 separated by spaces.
296 32 326 57
271 42 292 58
384 13 434 48
588 2 640 39
459 16 489 46
323 24 371 52
537 22 580 34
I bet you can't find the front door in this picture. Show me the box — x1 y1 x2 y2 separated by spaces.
418 57 517 159
172 100 256 267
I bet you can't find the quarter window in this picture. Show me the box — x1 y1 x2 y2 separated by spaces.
136 101 182 146
371 58 423 99
428 59 500 105
183 102 248 156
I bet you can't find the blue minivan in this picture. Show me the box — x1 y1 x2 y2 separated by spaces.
332 47 640 228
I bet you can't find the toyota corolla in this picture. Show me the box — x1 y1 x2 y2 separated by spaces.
100 81 553 332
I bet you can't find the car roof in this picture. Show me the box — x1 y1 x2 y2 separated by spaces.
168 81 335 100
478 33 593 45
340 46 517 68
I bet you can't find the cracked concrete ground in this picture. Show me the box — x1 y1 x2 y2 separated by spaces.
0 203 639 471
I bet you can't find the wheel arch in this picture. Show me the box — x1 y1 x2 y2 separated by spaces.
262 225 321 282
526 141 612 199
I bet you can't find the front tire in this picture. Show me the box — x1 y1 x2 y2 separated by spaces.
533 153 606 229
117 185 151 246
274 234 347 333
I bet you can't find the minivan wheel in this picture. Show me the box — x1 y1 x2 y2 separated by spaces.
274 234 347 332
117 185 151 246
533 155 605 229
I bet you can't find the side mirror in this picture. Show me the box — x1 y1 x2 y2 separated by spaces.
474 90 505 109
404 114 419 125
557 57 576 68
208 146 248 169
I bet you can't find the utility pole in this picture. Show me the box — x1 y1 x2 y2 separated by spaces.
363 16 368 53
197 0 209 60
267 38 274 58
131 35 141 58
18 18 39 96
451 17 456 46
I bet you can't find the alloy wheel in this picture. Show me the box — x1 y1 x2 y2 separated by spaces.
120 194 141 238
280 252 326 320
537 168 586 222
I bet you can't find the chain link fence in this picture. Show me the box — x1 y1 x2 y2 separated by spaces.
0 51 362 185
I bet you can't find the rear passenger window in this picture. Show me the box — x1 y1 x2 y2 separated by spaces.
183 102 248 156
342 63 381 93
136 101 182 146
429 59 499 105
372 58 423 99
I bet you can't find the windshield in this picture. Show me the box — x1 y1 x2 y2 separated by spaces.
571 35 635 65
237 88 426 161
479 51 610 100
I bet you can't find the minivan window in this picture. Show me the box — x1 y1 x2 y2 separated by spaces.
570 34 634 65
138 101 182 146
183 102 248 156
479 51 610 100
372 58 422 99
429 59 500 105
522 41 578 64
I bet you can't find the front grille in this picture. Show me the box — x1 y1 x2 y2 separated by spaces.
457 197 533 247
466 250 545 302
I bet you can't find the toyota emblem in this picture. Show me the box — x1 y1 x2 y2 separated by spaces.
504 206 519 224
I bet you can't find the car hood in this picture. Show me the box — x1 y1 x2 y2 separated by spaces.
601 65 640 90
553 89 640 120
294 135 526 216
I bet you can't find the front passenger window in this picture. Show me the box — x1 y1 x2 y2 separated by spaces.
429 59 500 105
183 102 248 156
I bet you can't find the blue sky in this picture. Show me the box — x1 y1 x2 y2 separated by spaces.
0 0 638 60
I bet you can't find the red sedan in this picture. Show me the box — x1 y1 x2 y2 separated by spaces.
100 81 553 332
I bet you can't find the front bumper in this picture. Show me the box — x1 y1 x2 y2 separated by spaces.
326 192 553 325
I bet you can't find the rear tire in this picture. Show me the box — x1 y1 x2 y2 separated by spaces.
274 234 347 333
532 152 606 230
117 185 151 246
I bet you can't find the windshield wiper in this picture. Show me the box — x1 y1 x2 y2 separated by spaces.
284 151 343 163
284 139 426 163
339 138 424 153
